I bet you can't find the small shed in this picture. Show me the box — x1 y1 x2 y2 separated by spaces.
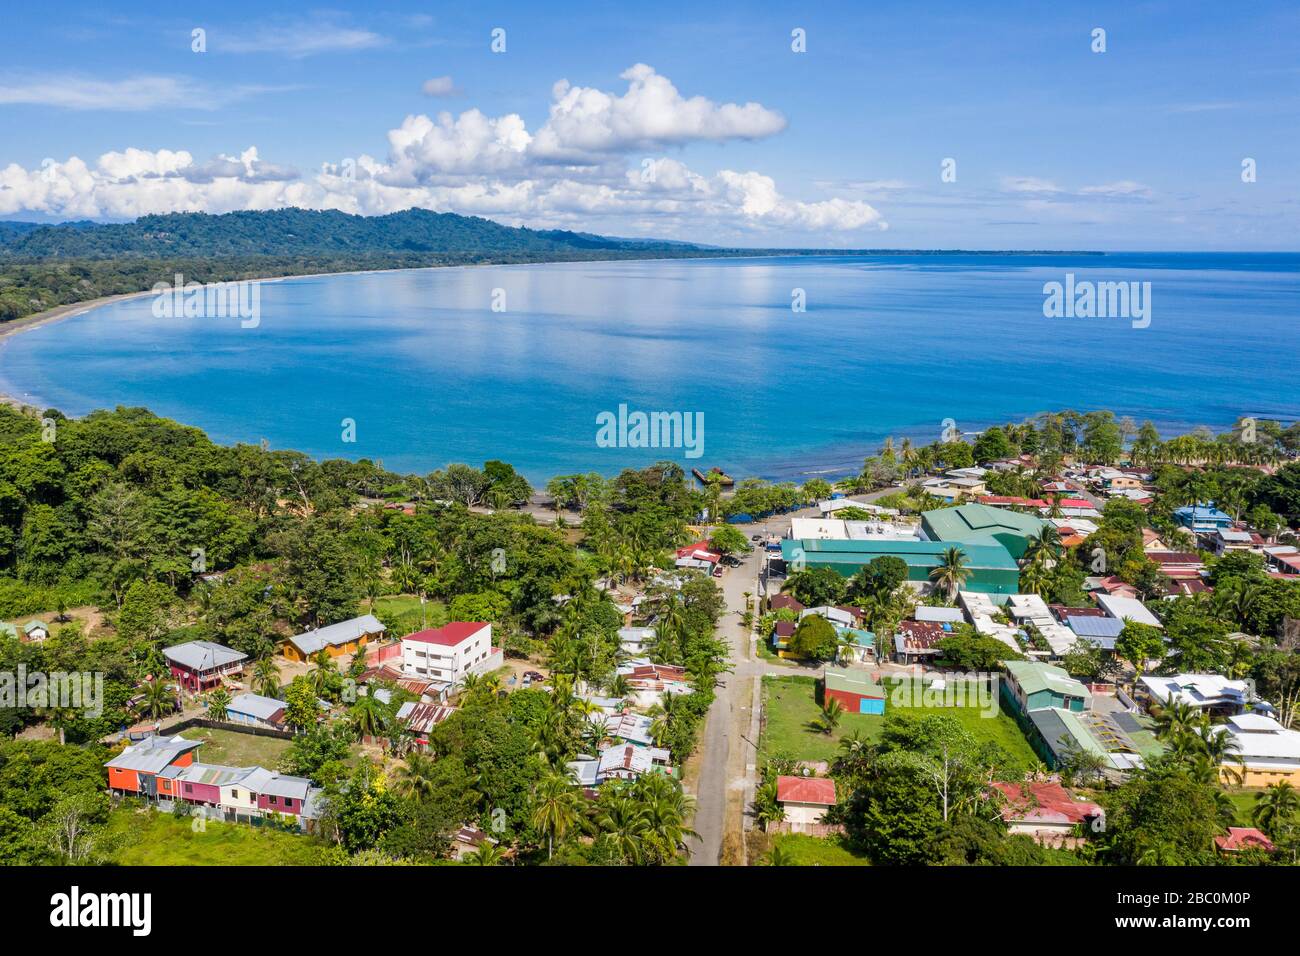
822 666 886 715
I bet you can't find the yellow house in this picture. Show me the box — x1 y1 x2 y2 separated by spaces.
282 614 386 662
1219 714 1300 787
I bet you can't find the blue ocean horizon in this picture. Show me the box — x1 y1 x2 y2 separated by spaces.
2 252 1297 483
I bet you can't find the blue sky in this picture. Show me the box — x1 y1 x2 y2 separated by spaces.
0 0 1296 249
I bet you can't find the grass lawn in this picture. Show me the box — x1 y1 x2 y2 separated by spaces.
770 833 870 866
179 726 292 768
1225 787 1267 826
107 808 326 865
759 675 1038 770
374 594 447 634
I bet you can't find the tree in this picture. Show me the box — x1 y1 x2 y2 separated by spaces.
789 614 838 660
139 679 176 720
37 792 112 864
253 655 282 699
1115 621 1166 677
282 676 320 732
530 770 582 859
709 525 752 556
1253 781 1300 841
780 567 846 607
928 547 971 601
815 697 844 735
847 555 908 602
206 688 231 721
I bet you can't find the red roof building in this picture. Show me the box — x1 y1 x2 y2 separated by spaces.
404 621 489 646
1215 827 1275 853
776 775 837 806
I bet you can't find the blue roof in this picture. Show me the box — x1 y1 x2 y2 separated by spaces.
1173 504 1232 522
1067 615 1124 638
1066 614 1123 649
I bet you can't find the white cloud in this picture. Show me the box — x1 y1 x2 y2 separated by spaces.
530 64 786 159
0 74 218 111
421 76 459 97
0 64 884 237
1079 180 1151 198
1000 176 1062 194
219 19 387 58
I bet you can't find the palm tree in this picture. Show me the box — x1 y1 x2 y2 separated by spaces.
1023 524 1062 568
928 547 971 601
253 655 282 699
140 679 176 720
1152 699 1203 740
1253 781 1300 839
393 751 440 800
309 649 335 696
1197 726 1245 786
752 778 785 831
531 771 582 860
592 793 651 865
348 693 390 742
761 842 795 866
206 688 231 721
815 697 844 735
463 842 507 865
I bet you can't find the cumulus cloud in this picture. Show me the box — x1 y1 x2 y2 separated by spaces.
0 65 884 236
531 64 786 160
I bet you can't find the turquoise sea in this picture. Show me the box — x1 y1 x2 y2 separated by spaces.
1 253 1297 482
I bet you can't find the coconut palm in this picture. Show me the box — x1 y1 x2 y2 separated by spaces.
761 842 796 866
393 751 440 800
1253 781 1300 839
253 655 282 699
463 842 507 865
140 679 176 719
928 547 971 601
815 697 844 735
1152 699 1203 740
1023 525 1062 568
531 770 583 859
592 793 652 865
206 688 231 722
348 692 390 742
752 778 785 831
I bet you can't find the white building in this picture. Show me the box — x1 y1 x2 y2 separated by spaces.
401 622 502 686
1217 714 1300 787
1139 674 1257 715
776 775 837 833
1095 593 1163 629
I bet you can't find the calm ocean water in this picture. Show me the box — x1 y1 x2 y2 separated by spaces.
1 253 1297 482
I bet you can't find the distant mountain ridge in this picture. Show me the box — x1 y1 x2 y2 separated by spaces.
0 208 715 260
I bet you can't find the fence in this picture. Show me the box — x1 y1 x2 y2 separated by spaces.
151 716 297 742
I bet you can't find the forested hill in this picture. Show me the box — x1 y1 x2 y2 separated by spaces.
0 208 710 260
0 209 734 323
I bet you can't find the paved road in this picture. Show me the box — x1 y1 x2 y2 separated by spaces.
687 488 901 865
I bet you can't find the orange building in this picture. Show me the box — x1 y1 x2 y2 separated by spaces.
282 614 386 662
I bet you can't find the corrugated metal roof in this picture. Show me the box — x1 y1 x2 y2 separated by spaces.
290 614 385 654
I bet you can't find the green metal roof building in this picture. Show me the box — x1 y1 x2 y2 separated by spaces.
920 504 1047 560
780 538 1021 595
1001 660 1093 717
